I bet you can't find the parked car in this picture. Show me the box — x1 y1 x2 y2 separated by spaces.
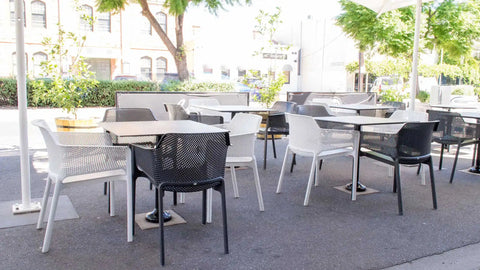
370 76 403 93
235 82 261 101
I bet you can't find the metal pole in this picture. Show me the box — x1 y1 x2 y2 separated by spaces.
13 0 41 214
409 0 422 111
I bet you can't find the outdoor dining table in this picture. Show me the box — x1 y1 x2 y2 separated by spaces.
329 104 396 115
188 104 273 118
314 115 407 192
430 104 479 111
98 120 228 242
460 111 480 174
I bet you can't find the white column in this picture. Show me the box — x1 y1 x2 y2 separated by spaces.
409 0 422 111
13 0 41 214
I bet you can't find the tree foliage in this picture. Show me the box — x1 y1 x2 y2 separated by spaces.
336 0 480 84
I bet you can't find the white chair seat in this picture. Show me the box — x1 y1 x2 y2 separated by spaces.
276 114 360 205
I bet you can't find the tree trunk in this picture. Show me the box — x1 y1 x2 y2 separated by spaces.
139 0 189 81
358 51 364 92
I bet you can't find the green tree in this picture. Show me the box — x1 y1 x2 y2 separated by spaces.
96 0 250 81
336 0 480 89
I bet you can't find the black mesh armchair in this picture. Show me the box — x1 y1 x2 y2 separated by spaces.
360 121 439 215
263 101 297 169
164 103 224 125
132 132 230 266
427 110 480 183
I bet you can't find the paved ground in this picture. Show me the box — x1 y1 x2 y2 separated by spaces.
1 107 480 270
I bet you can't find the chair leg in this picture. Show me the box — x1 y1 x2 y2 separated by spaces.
416 164 421 175
158 189 165 266
428 158 437 210
206 188 213 223
230 165 239 198
41 181 63 253
439 144 445 170
104 182 108 195
150 183 153 190
472 143 477 167
173 191 177 205
37 177 52 229
394 161 403 215
132 178 137 236
304 156 317 206
251 159 264 211
392 170 397 193
420 165 426 186
449 143 461 184
271 134 277 158
290 154 296 173
314 157 321 186
276 147 291 194
202 189 207 224
218 183 229 254
107 182 111 214
263 130 268 170
109 181 116 217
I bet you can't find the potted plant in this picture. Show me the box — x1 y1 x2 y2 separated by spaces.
32 23 98 131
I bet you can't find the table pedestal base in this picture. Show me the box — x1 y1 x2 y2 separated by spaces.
145 209 172 223
345 182 367 192
468 167 480 174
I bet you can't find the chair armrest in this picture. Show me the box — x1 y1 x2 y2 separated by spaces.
131 144 155 178
227 132 257 158
55 132 113 145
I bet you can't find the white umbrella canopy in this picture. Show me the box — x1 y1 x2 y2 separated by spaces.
349 0 422 15
349 0 433 110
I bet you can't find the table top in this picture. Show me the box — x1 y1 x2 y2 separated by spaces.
430 104 478 110
460 111 480 119
190 105 273 113
314 115 406 127
329 104 396 111
99 120 227 137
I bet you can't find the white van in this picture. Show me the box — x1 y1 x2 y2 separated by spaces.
370 76 403 92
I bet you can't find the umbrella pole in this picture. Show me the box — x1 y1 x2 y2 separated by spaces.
12 0 41 214
409 0 422 111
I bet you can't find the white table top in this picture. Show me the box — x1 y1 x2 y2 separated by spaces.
329 104 396 111
430 104 478 110
99 120 227 137
314 115 406 127
460 111 480 119
190 105 273 113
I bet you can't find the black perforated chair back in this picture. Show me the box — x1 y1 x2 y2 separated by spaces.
294 104 334 117
397 122 439 160
427 110 475 139
382 101 406 110
102 108 156 122
135 132 229 191
271 101 297 113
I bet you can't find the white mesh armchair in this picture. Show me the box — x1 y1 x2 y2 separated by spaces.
32 119 129 253
276 114 360 205
206 113 264 223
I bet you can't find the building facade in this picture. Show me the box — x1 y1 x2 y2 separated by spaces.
0 0 181 81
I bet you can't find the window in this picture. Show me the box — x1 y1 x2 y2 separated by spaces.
155 12 167 33
282 65 293 84
10 0 25 26
80 5 93 32
156 57 167 78
237 68 246 77
203 65 213 74
97 12 111 32
221 66 230 79
33 52 47 77
12 52 28 76
140 57 152 80
141 18 152 35
31 1 46 28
